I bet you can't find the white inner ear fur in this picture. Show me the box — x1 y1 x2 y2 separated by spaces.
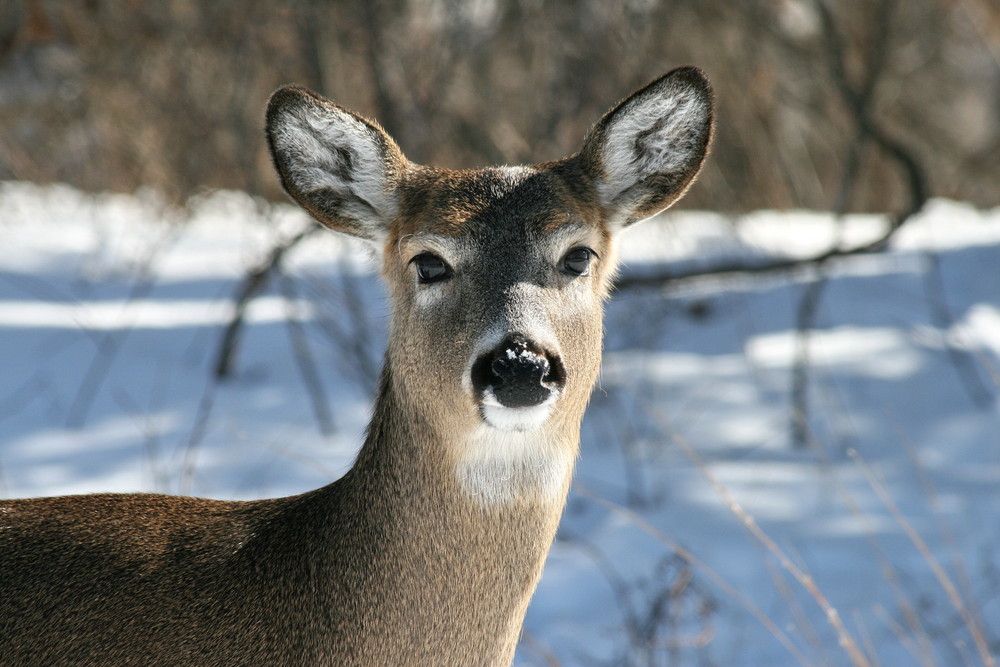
596 86 709 208
272 103 397 242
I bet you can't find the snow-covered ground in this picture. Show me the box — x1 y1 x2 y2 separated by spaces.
2 181 998 665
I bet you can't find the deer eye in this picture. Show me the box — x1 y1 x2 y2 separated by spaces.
411 252 451 284
561 247 593 277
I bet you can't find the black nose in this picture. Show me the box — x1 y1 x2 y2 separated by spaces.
471 335 566 408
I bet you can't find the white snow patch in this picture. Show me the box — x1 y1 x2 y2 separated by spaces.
3 183 1000 665
748 326 922 379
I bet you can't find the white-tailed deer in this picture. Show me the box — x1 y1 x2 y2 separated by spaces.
0 67 713 666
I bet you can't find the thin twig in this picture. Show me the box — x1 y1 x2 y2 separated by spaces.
278 271 336 436
920 252 994 408
790 276 828 448
561 536 645 659
885 410 979 665
213 222 320 380
308 262 383 396
613 238 886 292
848 449 996 667
662 430 871 667
518 630 563 667
113 387 170 494
617 0 927 298
178 383 216 495
790 0 929 450
575 487 814 667
65 228 174 428
797 423 939 666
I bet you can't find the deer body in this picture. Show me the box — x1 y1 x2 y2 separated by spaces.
3 397 563 665
1 68 713 666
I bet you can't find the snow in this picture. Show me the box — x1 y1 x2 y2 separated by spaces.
2 181 999 665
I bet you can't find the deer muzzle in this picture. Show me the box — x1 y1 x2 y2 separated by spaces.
471 334 566 413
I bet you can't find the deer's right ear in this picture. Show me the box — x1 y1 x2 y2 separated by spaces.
579 67 714 228
266 86 407 243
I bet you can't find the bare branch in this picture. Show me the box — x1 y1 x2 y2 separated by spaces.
213 222 320 380
278 271 336 436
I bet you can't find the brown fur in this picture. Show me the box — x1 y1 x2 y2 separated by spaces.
0 67 713 666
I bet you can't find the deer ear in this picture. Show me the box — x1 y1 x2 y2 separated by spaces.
579 67 714 227
266 86 407 244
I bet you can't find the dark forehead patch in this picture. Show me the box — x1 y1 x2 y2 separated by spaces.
393 166 600 239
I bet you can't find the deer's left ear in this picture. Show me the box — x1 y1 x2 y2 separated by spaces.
579 67 714 227
266 85 408 244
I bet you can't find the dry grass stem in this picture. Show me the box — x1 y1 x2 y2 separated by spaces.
848 449 996 667
576 486 813 667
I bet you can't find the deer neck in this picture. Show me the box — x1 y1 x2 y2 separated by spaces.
309 364 578 662
350 362 579 519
